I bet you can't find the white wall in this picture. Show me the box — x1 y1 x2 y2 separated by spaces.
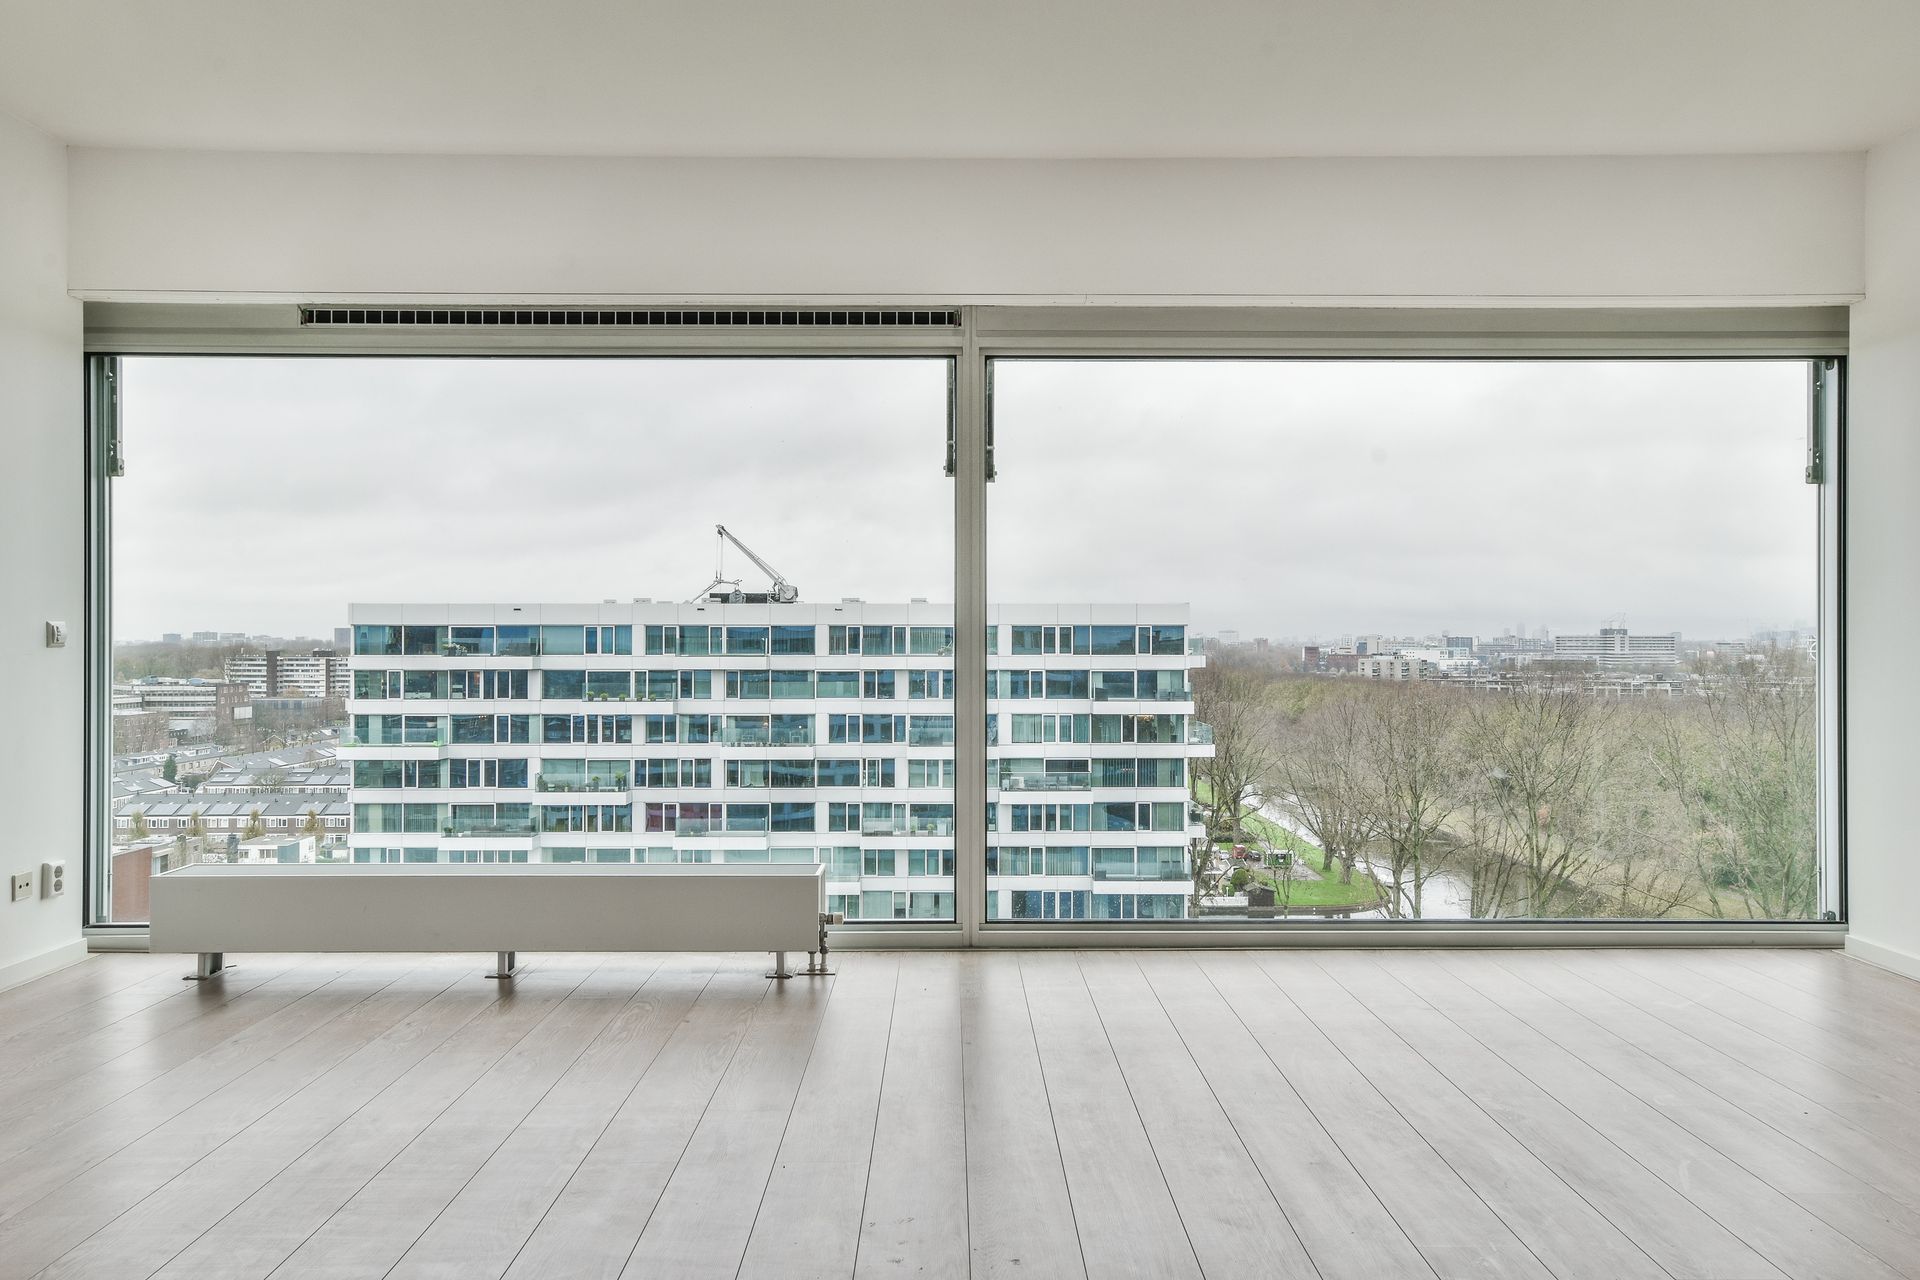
68 150 1864 305
0 113 86 989
48 142 1897 968
1845 125 1920 979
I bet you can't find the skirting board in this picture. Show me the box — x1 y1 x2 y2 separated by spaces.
1844 934 1920 983
0 938 90 995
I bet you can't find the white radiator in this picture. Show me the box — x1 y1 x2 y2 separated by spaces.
150 862 828 978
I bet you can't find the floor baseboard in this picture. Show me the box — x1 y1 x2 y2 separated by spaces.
0 938 91 995
1843 934 1920 983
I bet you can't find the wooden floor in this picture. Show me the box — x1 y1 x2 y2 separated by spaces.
2 949 1918 1280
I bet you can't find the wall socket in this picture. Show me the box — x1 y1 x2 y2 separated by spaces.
10 872 31 902
41 861 64 898
45 620 67 648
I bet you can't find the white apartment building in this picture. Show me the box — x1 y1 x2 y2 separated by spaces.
1551 626 1681 668
1357 655 1436 681
223 653 269 693
341 602 1212 922
225 648 352 697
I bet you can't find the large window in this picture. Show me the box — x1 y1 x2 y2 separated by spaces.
89 315 1842 937
100 357 954 923
987 359 1831 924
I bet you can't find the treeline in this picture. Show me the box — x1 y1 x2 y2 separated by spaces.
1192 651 1819 920
114 637 333 684
114 640 252 683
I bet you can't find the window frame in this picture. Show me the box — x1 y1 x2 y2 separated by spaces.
82 303 1846 948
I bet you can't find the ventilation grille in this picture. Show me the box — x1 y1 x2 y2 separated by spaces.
300 306 960 328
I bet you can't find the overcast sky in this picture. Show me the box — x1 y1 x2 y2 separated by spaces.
117 356 1815 643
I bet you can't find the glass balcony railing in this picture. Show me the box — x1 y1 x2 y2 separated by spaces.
443 820 535 837
535 774 630 793
996 774 1092 792
1092 866 1188 882
1187 722 1214 745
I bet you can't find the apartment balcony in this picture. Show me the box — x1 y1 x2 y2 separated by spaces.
1092 867 1189 882
996 775 1093 793
663 821 781 839
535 775 630 793
336 737 446 757
442 820 537 838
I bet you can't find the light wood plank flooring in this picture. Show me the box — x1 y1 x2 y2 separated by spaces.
2 948 1917 1280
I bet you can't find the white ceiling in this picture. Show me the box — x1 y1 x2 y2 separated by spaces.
3 0 1918 159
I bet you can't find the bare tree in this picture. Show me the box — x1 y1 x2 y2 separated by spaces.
1189 659 1282 911
1651 651 1818 919
1191 660 1280 843
1360 684 1465 919
1272 693 1379 887
1459 678 1620 916
1583 713 1701 918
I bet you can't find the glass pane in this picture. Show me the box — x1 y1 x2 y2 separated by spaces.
988 359 1821 923
105 357 953 923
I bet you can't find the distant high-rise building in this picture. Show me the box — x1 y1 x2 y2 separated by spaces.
1552 626 1679 668
334 626 353 650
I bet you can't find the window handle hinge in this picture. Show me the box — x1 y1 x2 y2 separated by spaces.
1805 359 1831 485
95 357 124 477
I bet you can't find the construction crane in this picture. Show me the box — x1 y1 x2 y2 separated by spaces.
688 524 800 604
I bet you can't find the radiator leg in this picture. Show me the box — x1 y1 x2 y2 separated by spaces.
486 951 518 980
767 950 793 980
185 951 225 981
804 911 839 976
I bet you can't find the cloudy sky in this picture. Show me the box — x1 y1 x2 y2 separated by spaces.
117 356 1815 643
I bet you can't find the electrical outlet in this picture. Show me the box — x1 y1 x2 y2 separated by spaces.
41 861 64 899
45 621 67 648
10 873 31 902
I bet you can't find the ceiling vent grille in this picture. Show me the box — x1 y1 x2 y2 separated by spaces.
300 306 960 328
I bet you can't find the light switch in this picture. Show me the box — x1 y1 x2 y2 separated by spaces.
45 621 67 648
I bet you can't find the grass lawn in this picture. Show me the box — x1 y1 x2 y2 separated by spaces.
1195 779 1383 911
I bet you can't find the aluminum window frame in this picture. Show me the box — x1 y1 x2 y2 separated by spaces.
83 302 1847 948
